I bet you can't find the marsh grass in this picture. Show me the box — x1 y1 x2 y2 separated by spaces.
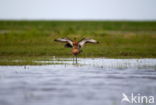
0 21 156 65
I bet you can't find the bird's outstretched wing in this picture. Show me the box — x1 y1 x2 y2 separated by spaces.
54 38 73 48
78 38 99 48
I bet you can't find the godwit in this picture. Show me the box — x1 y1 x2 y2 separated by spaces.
54 38 99 63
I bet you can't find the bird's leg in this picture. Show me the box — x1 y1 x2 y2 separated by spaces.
73 56 74 63
76 55 78 64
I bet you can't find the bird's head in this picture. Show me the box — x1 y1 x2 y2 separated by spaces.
73 41 78 46
72 37 78 45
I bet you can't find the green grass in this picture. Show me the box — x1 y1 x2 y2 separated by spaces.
0 20 156 65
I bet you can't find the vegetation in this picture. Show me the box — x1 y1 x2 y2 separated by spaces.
0 20 156 65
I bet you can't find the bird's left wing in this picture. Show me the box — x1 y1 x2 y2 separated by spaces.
78 38 99 48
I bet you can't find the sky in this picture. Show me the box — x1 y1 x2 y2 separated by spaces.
0 0 156 20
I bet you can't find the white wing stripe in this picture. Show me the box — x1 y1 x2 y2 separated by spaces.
78 38 98 48
55 38 73 46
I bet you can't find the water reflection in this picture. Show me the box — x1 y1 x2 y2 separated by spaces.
36 58 156 70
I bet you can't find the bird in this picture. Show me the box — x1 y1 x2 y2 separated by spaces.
54 38 99 63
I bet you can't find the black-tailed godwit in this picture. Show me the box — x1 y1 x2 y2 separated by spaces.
54 38 99 63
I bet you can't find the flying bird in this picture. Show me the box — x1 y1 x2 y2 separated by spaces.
54 38 99 63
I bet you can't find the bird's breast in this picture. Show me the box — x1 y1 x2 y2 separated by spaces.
72 48 80 55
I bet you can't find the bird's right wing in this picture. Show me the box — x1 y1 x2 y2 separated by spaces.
54 38 73 47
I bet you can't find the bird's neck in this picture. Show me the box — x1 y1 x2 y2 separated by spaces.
73 45 79 49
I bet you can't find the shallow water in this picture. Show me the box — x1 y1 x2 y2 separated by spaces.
0 58 156 105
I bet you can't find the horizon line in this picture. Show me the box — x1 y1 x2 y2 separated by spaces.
0 19 156 21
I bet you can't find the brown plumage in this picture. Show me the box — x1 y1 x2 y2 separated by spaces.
54 38 99 63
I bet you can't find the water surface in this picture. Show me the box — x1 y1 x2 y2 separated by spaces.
0 58 156 105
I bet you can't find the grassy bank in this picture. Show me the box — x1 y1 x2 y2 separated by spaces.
0 20 156 65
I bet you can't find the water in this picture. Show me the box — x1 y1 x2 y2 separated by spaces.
0 58 156 105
